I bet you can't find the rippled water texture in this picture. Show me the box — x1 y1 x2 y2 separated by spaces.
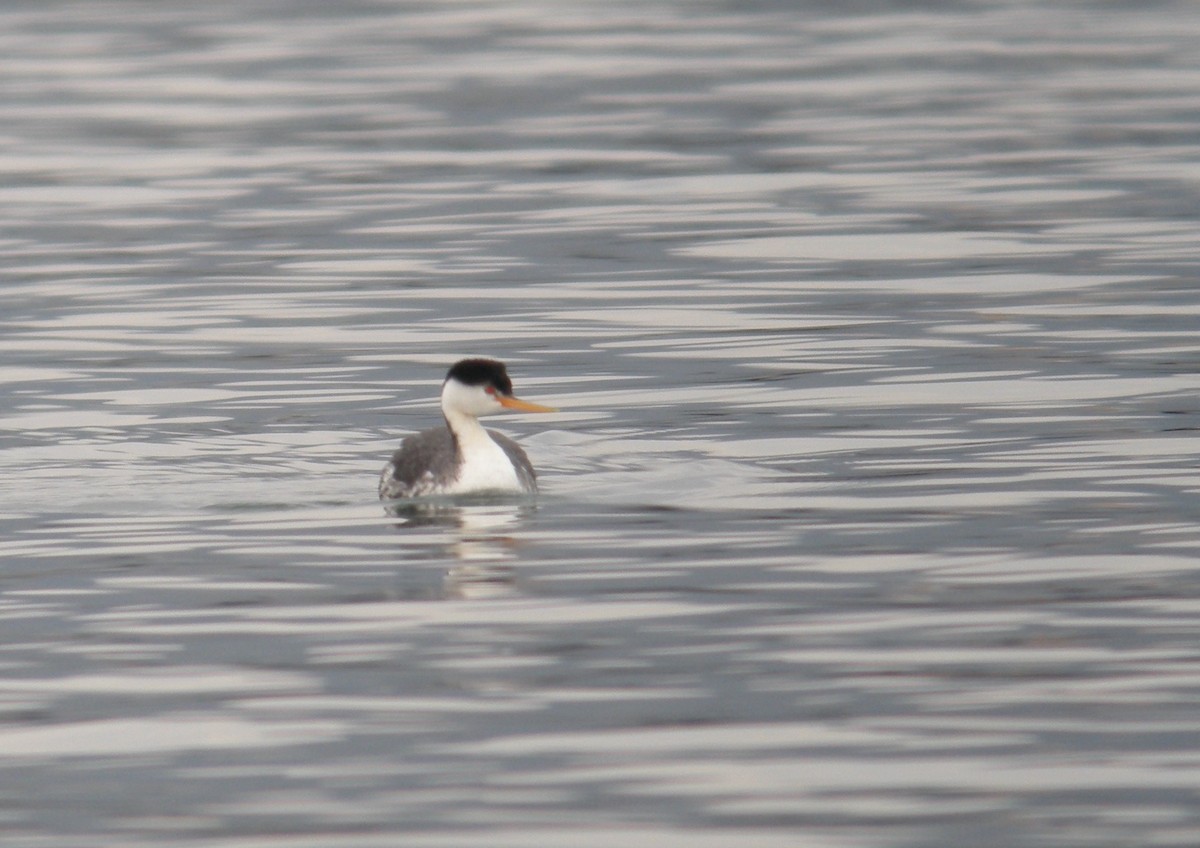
2 1 1200 846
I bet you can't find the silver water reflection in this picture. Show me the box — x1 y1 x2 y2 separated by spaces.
3 0 1200 846
387 499 536 598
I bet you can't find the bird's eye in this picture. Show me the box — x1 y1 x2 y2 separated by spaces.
484 386 495 395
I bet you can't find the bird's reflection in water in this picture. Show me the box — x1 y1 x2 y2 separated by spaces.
385 495 537 598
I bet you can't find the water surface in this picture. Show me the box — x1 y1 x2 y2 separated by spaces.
2 1 1200 846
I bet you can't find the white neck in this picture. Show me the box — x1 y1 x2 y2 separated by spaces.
442 403 521 493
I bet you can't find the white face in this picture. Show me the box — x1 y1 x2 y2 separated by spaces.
441 377 506 418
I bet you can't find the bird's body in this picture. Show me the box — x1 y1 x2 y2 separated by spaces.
379 423 536 500
379 359 555 501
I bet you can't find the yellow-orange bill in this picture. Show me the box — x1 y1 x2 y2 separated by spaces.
498 395 558 413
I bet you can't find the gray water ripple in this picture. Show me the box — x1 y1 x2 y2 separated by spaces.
3 0 1200 846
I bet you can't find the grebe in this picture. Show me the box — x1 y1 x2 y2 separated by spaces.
379 358 556 501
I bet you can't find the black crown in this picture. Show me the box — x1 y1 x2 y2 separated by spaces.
445 358 514 396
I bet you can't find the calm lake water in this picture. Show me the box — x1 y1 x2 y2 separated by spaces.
2 1 1200 846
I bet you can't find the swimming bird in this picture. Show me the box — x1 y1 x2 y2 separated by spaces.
379 358 556 501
